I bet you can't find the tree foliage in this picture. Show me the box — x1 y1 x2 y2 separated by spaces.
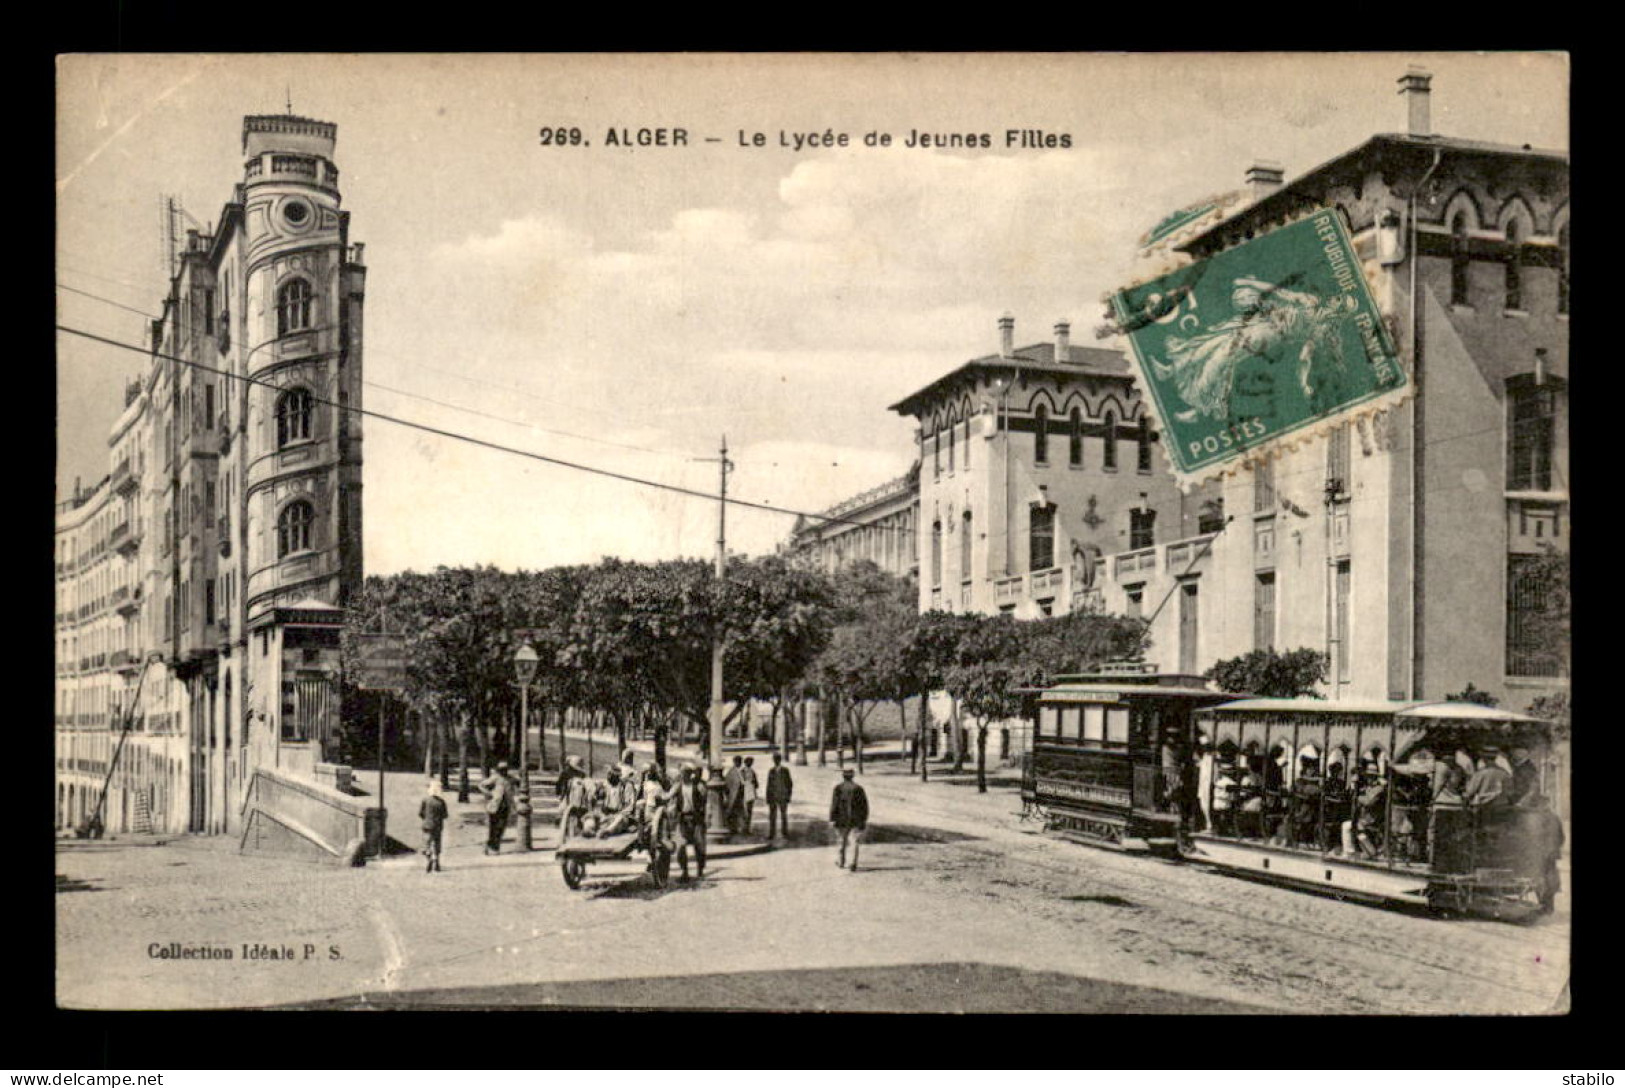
1205 647 1329 698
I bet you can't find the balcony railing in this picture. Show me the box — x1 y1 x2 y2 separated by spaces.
1165 533 1217 573
1113 547 1158 580
1031 566 1065 598
994 574 1024 603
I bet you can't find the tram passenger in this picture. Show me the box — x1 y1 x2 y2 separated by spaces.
1323 755 1352 854
1464 745 1515 864
1352 761 1389 859
1195 734 1215 833
1289 755 1323 848
1210 757 1237 838
1389 746 1437 862
1263 746 1289 843
1236 758 1265 839
1508 743 1540 807
1517 786 1564 915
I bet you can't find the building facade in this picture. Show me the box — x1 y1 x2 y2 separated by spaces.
56 114 366 839
784 463 920 582
1098 71 1569 711
890 316 1221 620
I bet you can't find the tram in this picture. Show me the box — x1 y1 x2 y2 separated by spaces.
1019 663 1232 853
1187 697 1561 920
1021 668 1564 920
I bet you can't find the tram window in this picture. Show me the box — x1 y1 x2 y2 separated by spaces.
1106 707 1130 745
1083 706 1105 743
1041 705 1062 738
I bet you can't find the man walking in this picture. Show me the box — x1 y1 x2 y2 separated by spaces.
766 752 793 841
829 767 869 871
672 763 709 881
724 756 745 834
479 761 514 855
741 756 760 834
419 780 448 873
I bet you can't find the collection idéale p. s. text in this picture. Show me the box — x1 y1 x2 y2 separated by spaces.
540 127 1073 151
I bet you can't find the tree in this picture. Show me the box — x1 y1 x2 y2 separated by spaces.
1444 683 1499 708
812 562 916 773
1206 648 1329 698
719 555 839 755
942 614 1026 793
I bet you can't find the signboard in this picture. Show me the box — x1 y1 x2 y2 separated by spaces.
1112 208 1406 480
353 633 407 691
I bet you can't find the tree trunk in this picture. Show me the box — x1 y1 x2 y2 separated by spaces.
902 699 912 772
816 692 827 767
422 709 433 777
456 716 471 803
976 722 988 794
438 712 451 791
654 721 668 771
557 703 567 773
615 710 626 756
951 696 964 774
855 707 865 775
796 695 809 766
917 690 930 783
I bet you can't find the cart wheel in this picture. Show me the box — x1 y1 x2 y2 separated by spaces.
651 848 672 889
561 857 586 889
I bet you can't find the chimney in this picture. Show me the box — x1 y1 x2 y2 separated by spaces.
1245 161 1285 203
998 313 1015 357
1398 67 1432 137
1054 320 1071 361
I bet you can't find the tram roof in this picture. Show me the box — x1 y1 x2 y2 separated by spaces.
1202 697 1546 725
1039 683 1226 702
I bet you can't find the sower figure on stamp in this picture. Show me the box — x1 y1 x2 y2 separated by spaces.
479 761 514 855
766 751 793 841
419 780 448 873
830 767 869 872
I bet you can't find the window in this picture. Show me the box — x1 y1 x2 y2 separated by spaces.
1102 412 1117 470
1178 581 1199 674
1253 458 1275 513
1557 223 1569 316
1082 705 1105 743
1125 584 1144 620
962 420 971 468
1041 705 1061 738
1327 423 1350 495
276 388 314 447
1030 505 1055 572
1504 219 1523 312
1130 507 1156 550
961 509 973 579
1198 498 1225 535
1105 707 1130 746
203 289 215 334
204 383 214 428
1069 408 1083 466
205 580 216 627
1450 212 1471 307
277 501 314 558
1507 381 1556 491
931 519 943 587
932 432 941 480
1138 423 1154 472
1334 560 1351 684
948 420 956 472
1507 552 1567 678
1034 404 1049 464
1254 571 1275 650
277 278 313 336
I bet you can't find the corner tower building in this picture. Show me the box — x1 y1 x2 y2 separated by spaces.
56 114 368 855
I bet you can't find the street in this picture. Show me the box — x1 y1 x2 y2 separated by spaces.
55 752 1569 1013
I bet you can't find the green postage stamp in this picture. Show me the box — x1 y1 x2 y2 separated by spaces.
1112 208 1407 478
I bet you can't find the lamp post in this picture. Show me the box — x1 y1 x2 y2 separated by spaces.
513 643 539 851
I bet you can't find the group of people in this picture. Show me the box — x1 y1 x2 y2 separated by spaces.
1187 736 1562 911
415 748 873 879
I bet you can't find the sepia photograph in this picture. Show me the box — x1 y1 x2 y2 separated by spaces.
54 52 1570 1015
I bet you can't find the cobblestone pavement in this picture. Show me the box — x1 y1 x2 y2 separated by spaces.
55 753 1568 1013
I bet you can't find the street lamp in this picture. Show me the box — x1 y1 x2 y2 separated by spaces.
513 643 539 851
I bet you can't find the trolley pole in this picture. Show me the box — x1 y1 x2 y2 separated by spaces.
703 436 732 771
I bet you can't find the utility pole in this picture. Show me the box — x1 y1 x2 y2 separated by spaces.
699 436 733 770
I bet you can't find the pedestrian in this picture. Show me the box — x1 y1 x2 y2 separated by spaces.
1508 743 1540 807
478 761 514 855
765 751 793 840
419 780 448 873
829 767 869 871
724 755 745 834
741 756 760 833
560 756 594 840
672 763 708 881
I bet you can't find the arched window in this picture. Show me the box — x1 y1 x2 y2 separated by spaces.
1102 411 1118 470
1557 223 1570 316
931 519 943 588
1069 408 1083 466
962 419 971 469
276 278 312 337
1504 218 1523 312
947 419 956 472
1034 404 1049 464
276 388 313 447
961 508 973 578
1030 505 1055 572
1137 422 1154 472
932 430 941 480
1450 212 1470 306
277 501 314 558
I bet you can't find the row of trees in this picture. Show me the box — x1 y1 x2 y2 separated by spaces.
338 558 1146 793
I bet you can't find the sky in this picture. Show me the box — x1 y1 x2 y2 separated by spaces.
55 53 1568 576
